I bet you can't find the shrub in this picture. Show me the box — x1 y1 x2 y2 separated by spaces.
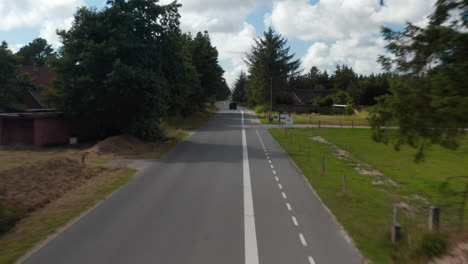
254 104 270 114
419 233 447 257
0 203 17 235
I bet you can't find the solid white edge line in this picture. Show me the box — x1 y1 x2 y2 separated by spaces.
243 112 259 264
291 216 299 226
286 203 292 211
299 233 308 247
308 256 317 264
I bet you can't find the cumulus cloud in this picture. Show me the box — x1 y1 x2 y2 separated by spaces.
0 0 84 47
268 0 436 75
301 37 386 74
210 22 256 85
268 0 436 41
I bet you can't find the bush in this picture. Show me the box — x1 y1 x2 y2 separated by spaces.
419 233 447 257
254 104 270 114
0 203 17 235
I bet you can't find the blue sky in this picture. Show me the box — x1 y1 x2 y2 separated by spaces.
0 0 434 86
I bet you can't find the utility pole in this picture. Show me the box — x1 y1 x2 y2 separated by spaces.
269 77 273 122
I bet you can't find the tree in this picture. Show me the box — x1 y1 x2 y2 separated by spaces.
245 27 301 106
231 71 248 103
371 0 468 161
0 41 34 111
49 0 183 140
190 31 225 108
16 38 54 66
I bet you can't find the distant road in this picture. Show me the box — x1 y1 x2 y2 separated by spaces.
23 101 362 264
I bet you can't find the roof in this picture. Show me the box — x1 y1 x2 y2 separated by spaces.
18 64 56 108
0 111 63 119
293 89 336 105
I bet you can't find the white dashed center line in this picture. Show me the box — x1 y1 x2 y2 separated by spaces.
299 233 308 247
291 216 299 226
308 256 316 264
255 128 317 264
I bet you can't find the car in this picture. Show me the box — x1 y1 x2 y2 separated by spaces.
229 102 237 110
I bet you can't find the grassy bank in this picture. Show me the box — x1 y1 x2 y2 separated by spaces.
269 127 468 263
256 111 370 126
0 167 136 264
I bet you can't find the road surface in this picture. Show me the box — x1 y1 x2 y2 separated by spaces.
23 102 362 264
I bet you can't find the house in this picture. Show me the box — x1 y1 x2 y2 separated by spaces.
292 89 335 105
0 64 72 146
0 111 70 146
18 63 56 109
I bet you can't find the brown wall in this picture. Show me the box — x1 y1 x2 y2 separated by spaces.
33 118 70 146
2 119 34 146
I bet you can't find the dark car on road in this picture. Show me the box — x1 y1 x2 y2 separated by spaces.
229 102 237 110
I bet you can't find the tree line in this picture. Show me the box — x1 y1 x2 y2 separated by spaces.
231 30 391 109
0 0 230 140
233 0 467 160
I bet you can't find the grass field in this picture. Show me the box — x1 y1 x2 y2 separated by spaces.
256 111 370 126
269 127 468 263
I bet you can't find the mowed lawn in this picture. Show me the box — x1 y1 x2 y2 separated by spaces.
256 112 370 126
269 127 468 264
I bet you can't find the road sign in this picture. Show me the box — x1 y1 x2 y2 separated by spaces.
285 116 294 127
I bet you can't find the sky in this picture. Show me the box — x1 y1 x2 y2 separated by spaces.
0 0 437 86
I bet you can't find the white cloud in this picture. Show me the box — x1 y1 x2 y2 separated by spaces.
0 0 84 48
268 0 436 75
211 22 256 86
269 0 436 41
301 37 386 75
10 43 25 53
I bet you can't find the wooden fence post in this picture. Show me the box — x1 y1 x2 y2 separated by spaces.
392 206 401 242
343 173 347 193
429 207 440 232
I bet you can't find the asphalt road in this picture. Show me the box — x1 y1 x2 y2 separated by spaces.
22 102 362 264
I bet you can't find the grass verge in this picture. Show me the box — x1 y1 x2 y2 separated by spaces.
0 167 136 264
269 127 468 263
256 112 370 126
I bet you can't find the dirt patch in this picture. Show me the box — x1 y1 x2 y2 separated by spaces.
335 149 351 160
429 241 468 264
371 178 398 186
86 135 168 159
0 157 115 221
395 201 419 216
309 136 329 143
355 165 383 176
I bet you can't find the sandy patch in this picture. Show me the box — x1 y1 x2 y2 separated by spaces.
309 136 329 143
355 165 383 176
429 241 468 264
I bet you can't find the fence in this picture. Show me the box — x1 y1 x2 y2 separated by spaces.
277 127 467 248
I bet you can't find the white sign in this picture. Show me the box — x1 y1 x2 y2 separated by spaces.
285 116 294 127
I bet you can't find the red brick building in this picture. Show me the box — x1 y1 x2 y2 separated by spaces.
0 112 70 146
0 65 72 146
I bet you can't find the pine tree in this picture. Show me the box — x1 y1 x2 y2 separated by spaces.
244 27 300 106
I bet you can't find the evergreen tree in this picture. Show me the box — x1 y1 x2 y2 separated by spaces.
244 27 300 106
231 71 248 103
371 0 468 161
16 38 54 66
0 41 34 111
